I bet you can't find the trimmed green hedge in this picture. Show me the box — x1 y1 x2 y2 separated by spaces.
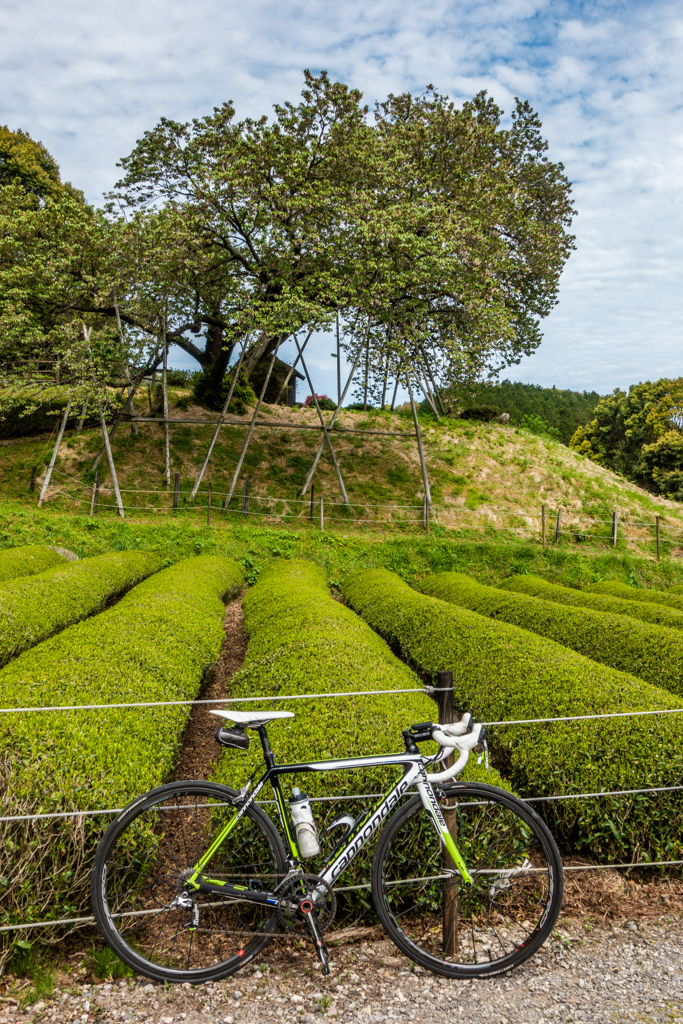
343 568 683 863
214 559 497 796
422 571 683 697
0 544 66 583
499 573 683 632
0 555 243 931
212 560 499 905
588 580 683 613
0 550 163 667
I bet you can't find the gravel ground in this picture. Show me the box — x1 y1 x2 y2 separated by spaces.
4 915 683 1024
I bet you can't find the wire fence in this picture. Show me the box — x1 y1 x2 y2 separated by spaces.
3 682 683 934
38 467 683 554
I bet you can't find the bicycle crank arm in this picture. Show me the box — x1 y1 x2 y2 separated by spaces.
195 877 279 906
301 900 330 976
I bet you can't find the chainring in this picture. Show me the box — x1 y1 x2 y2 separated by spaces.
277 873 337 935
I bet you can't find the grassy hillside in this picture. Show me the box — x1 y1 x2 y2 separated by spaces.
2 390 683 556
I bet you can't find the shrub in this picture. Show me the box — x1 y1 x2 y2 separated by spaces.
420 571 683 698
499 574 683 631
0 544 66 583
459 405 499 422
0 555 243 933
587 579 683 613
0 550 163 667
343 568 683 863
520 413 560 441
212 560 498 903
304 394 336 411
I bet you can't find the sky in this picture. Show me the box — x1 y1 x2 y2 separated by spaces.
1 0 682 400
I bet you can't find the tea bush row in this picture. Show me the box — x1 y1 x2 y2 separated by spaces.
422 571 683 697
0 550 163 667
0 555 243 933
500 574 683 631
588 579 683 613
0 544 66 583
343 568 683 864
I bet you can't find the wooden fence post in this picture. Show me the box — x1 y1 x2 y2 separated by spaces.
309 483 315 522
207 482 212 526
320 495 324 531
242 478 249 517
541 504 546 549
173 473 180 510
30 466 36 493
612 510 619 547
555 508 562 543
435 670 457 956
656 516 661 561
89 472 99 517
423 494 430 534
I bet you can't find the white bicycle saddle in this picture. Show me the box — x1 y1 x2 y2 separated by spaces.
210 710 295 725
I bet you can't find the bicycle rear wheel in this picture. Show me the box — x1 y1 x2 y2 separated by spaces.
91 781 287 984
371 781 563 978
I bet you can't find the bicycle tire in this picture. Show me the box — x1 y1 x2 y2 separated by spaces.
371 781 563 978
91 780 287 984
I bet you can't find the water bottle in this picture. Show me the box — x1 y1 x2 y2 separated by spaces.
289 788 321 858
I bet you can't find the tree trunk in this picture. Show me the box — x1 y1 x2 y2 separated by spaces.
192 320 234 411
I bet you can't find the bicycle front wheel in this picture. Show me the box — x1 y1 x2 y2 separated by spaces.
372 781 563 978
91 781 287 984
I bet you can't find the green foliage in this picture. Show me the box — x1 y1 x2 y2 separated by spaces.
8 940 57 1005
421 571 683 697
193 367 256 414
0 388 97 440
0 544 65 583
587 579 683 613
0 550 162 667
86 943 133 980
450 380 601 444
0 555 243 933
498 572 683 632
459 406 499 422
520 413 560 441
343 567 683 862
569 378 683 496
0 125 76 203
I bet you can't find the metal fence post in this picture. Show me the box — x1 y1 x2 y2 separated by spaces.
89 473 99 517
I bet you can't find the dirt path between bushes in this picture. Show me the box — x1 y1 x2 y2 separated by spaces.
173 595 248 782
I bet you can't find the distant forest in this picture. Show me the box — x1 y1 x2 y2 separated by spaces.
454 380 603 445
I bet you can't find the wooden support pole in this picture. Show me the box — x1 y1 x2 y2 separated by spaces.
275 329 313 406
435 670 458 957
309 483 315 522
297 330 368 499
190 344 247 502
336 313 342 407
89 472 99 517
555 508 562 543
294 336 349 504
423 494 430 534
656 515 661 561
162 332 170 489
612 509 618 547
242 478 249 517
207 483 212 526
320 495 324 531
30 465 36 492
99 410 125 519
407 375 432 510
540 501 548 548
37 400 72 507
77 402 88 431
223 345 281 508
173 472 180 510
390 364 402 412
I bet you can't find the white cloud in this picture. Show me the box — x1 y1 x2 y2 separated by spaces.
1 0 682 395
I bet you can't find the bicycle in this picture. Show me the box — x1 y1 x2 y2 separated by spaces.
91 707 563 985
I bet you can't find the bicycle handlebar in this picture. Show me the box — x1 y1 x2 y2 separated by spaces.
425 718 486 782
